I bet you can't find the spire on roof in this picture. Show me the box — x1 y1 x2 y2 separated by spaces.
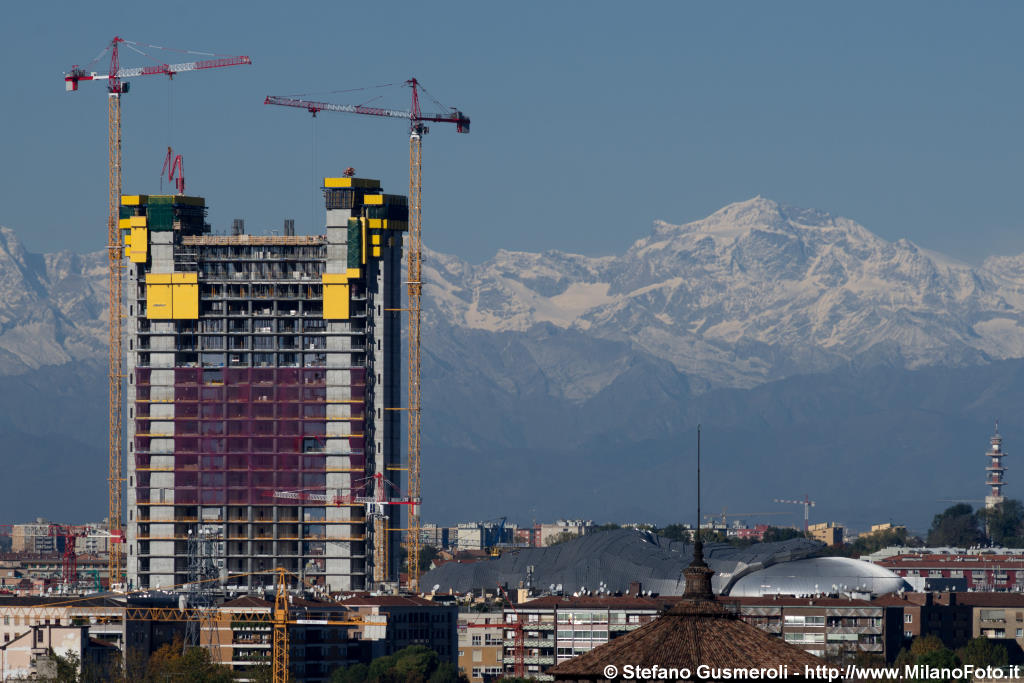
683 424 714 601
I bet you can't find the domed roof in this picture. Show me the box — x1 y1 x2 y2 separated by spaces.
549 598 822 679
726 556 906 597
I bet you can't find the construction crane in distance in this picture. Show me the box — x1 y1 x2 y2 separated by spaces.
265 78 470 592
774 496 817 532
64 37 251 587
702 510 791 526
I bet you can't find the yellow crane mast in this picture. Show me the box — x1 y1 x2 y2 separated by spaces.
64 37 251 586
264 81 469 592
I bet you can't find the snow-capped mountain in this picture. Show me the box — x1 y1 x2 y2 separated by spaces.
0 227 106 374
425 197 1024 390
5 201 1024 525
7 198 1024 393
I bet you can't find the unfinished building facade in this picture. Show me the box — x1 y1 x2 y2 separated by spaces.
123 176 406 592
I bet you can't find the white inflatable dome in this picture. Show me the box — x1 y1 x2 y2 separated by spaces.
726 556 906 597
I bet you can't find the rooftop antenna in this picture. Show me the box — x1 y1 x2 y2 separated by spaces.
697 424 701 544
683 423 714 601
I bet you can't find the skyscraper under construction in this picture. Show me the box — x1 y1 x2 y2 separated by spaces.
123 175 406 591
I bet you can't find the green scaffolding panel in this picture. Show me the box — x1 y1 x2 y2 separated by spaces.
347 219 361 268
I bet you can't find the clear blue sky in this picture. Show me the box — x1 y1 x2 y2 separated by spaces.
3 1 1024 265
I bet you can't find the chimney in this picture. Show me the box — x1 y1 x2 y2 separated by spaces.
284 219 295 236
232 219 245 236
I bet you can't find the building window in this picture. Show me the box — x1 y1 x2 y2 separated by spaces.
904 631 914 638
1017 629 1022 638
905 614 913 623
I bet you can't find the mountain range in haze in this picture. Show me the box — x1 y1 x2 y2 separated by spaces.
2 198 1022 530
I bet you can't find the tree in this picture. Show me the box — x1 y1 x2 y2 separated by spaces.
957 637 1008 668
914 648 961 681
927 504 984 547
895 636 962 683
247 663 275 683
143 640 235 683
977 500 1024 547
46 649 80 683
419 545 440 572
330 645 466 683
427 662 462 683
909 634 947 659
330 662 369 683
848 527 914 555
594 523 621 532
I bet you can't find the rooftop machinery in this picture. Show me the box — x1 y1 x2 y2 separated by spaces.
63 37 251 585
265 79 470 592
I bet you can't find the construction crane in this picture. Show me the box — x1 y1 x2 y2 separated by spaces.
702 510 791 526
497 585 525 677
64 37 251 587
47 524 122 590
774 496 817 532
0 523 121 591
265 79 470 592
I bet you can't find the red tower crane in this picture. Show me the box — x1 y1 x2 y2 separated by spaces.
64 37 251 587
265 78 470 593
497 585 526 678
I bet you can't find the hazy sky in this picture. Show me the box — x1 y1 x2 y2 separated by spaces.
3 1 1024 264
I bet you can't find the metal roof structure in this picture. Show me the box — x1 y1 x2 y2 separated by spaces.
421 528 824 596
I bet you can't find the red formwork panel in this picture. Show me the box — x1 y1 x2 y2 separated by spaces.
136 365 365 509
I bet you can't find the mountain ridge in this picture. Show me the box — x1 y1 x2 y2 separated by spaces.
424 197 1024 390
2 200 1022 527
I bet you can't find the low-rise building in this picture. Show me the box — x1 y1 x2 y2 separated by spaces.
876 552 1024 591
871 592 971 650
954 593 1024 645
503 595 668 680
339 594 457 663
721 595 903 662
10 520 57 555
458 611 504 682
860 523 906 538
808 522 844 546
539 521 593 547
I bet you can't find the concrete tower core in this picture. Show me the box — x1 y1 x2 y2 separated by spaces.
122 177 406 592
985 423 1007 510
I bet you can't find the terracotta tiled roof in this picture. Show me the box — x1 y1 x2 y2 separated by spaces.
549 598 821 679
951 593 1024 607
